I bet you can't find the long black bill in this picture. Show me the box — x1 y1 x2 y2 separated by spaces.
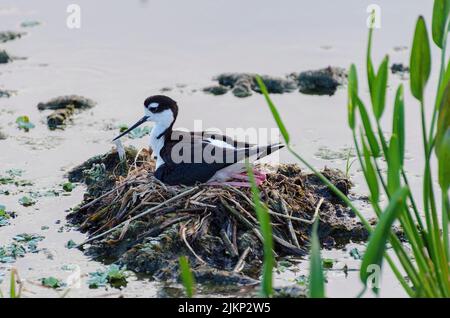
112 116 148 141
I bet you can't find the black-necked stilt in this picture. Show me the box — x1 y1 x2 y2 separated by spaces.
113 95 284 186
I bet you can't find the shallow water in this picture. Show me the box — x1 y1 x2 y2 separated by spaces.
0 0 439 297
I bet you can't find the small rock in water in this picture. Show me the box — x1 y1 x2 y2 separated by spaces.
0 31 26 43
0 130 6 140
37 95 96 110
202 85 229 96
292 66 347 96
0 50 13 64
391 63 409 74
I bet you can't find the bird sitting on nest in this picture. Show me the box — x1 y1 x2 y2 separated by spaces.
113 95 284 187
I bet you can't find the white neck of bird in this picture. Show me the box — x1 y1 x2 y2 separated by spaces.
149 112 175 168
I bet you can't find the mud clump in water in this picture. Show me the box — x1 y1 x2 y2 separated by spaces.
203 85 229 96
290 66 347 96
0 89 15 98
0 31 26 43
0 50 13 64
37 95 96 129
213 73 297 98
67 147 368 285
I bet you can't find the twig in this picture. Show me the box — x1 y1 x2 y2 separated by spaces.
280 198 300 248
220 229 238 257
77 180 133 211
233 247 251 273
75 186 199 248
181 225 206 265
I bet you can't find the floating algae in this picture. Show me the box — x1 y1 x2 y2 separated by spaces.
67 147 367 286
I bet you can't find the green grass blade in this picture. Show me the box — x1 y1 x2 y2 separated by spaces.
361 130 379 204
347 64 358 130
387 134 402 195
373 56 389 119
436 82 450 155
393 85 406 166
9 269 16 299
360 187 409 293
247 162 274 297
255 75 290 144
356 97 381 157
309 219 325 298
367 10 376 96
438 128 450 191
179 256 195 298
410 16 432 101
432 0 450 48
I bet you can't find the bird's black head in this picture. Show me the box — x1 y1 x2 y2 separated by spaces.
144 95 178 120
112 95 178 141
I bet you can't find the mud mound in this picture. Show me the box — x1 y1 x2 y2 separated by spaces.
67 147 367 284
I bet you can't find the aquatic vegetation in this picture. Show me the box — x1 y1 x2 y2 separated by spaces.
308 220 325 298
0 31 26 43
247 162 274 297
0 269 21 298
0 234 42 263
0 204 13 227
87 265 128 289
20 21 40 28
15 116 35 132
257 1 450 297
41 277 63 289
62 182 75 192
18 195 35 207
118 124 151 139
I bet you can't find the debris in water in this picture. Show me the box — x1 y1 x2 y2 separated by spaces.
0 130 7 140
213 73 297 98
0 89 16 98
67 147 368 285
391 63 409 79
37 95 96 111
291 66 347 96
349 247 362 260
47 106 75 130
0 31 26 43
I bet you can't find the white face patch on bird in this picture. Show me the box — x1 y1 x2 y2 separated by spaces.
112 95 178 141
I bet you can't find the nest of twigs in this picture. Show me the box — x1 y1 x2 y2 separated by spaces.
68 147 368 283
